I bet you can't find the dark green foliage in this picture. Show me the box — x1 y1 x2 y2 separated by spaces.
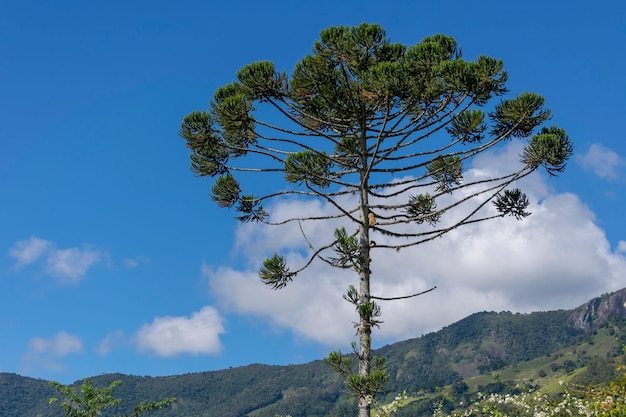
253 385 343 417
469 55 508 104
521 126 573 175
326 349 388 399
236 61 286 100
334 136 360 167
562 359 577 373
327 397 358 416
405 193 440 225
235 194 268 223
180 111 229 177
394 396 440 417
330 228 361 269
572 356 619 386
0 373 60 417
210 84 256 152
211 174 240 207
493 188 531 220
212 174 268 221
180 22 568 227
379 309 584 395
259 253 295 289
477 358 509 374
179 111 215 148
284 150 333 189
489 92 551 138
345 368 389 400
451 381 469 395
383 343 463 393
446 109 488 144
426 155 462 192
357 301 383 329
326 350 355 377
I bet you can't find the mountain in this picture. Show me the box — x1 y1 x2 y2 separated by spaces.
567 289 626 332
3 288 626 417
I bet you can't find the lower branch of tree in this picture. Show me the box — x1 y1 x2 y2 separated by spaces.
371 285 437 301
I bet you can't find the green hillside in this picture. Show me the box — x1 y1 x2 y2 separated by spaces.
3 289 625 417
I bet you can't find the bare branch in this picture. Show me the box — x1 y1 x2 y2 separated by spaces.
372 285 437 301
297 220 336 268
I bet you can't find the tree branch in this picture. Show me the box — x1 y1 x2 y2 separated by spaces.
372 285 436 301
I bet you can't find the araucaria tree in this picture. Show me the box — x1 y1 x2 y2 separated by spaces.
180 24 572 417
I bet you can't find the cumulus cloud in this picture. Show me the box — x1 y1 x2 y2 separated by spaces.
578 143 625 181
28 332 84 356
22 332 83 372
9 237 103 283
45 248 101 282
205 263 356 345
203 142 626 349
135 307 225 356
96 330 127 355
9 237 52 267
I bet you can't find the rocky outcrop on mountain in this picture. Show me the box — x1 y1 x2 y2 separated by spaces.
567 287 626 332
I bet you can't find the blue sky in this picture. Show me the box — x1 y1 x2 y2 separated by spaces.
1 1 625 384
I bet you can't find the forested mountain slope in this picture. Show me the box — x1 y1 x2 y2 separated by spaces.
3 288 625 417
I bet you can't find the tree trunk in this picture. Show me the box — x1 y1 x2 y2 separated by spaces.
358 125 372 417
358 214 372 417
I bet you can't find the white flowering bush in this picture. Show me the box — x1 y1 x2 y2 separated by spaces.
433 387 595 417
373 391 408 417
434 373 626 417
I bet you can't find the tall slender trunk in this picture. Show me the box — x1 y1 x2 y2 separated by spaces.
357 123 372 417
357 215 371 417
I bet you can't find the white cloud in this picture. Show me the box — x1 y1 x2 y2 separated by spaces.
45 247 101 283
9 237 52 267
122 256 151 268
578 143 625 181
205 263 356 346
203 141 626 349
22 332 83 372
135 307 225 357
9 237 104 283
28 331 84 356
618 241 626 254
96 330 127 355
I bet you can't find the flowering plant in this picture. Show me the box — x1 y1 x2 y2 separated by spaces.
434 385 595 417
